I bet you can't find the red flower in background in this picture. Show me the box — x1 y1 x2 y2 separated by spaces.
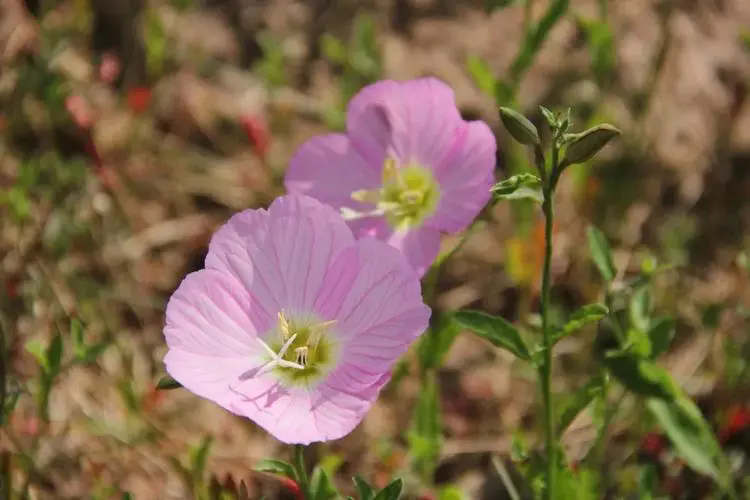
640 432 666 459
720 406 750 443
239 115 270 160
127 87 152 114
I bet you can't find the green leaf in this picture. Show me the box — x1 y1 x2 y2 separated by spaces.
353 475 376 500
373 478 404 500
491 173 543 204
121 493 133 500
647 398 726 484
539 106 557 129
553 303 608 343
586 226 616 282
25 338 47 370
320 34 347 65
407 373 441 479
556 374 605 433
189 435 214 481
418 314 461 371
454 310 531 362
577 17 616 83
629 287 652 333
648 316 675 359
310 466 338 500
467 56 496 98
437 486 466 500
70 318 85 357
117 380 140 414
156 374 182 390
254 459 296 480
82 341 109 363
507 0 570 91
45 334 63 376
484 0 521 13
603 351 677 400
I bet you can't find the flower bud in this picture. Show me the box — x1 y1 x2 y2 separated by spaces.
499 107 540 146
562 124 621 165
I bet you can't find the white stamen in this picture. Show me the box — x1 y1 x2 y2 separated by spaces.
295 346 308 366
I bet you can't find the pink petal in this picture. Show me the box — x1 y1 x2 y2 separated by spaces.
284 133 380 210
165 349 274 415
206 195 355 314
164 270 269 356
266 195 355 312
323 237 430 372
346 80 401 167
385 226 442 278
344 217 441 277
346 77 464 170
429 120 496 233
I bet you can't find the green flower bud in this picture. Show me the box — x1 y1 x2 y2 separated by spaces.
499 107 540 146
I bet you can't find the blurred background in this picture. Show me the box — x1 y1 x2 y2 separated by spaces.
0 0 749 498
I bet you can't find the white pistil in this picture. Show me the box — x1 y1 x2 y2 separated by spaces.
253 332 305 377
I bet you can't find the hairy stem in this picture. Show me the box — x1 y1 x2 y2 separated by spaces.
540 146 558 499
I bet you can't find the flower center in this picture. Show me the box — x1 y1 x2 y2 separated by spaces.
343 157 440 229
253 311 337 385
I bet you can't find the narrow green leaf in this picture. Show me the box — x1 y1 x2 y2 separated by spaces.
254 459 296 480
310 466 338 500
418 314 461 371
508 0 570 89
25 338 47 370
190 435 214 481
603 351 677 400
45 334 63 376
586 226 616 282
491 173 543 204
454 310 531 362
539 106 557 129
648 316 675 358
647 398 724 482
554 303 608 343
556 374 605 433
70 317 85 357
373 478 404 500
408 372 441 479
117 379 140 414
629 287 652 332
353 475 376 500
83 341 109 363
156 374 182 390
467 56 496 98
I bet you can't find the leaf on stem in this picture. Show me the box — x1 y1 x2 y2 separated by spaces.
454 310 531 362
586 226 616 282
491 173 543 204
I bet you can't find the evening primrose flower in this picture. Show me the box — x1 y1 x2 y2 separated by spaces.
285 77 497 276
163 194 430 444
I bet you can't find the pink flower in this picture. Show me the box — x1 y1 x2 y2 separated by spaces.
285 77 496 276
163 194 430 444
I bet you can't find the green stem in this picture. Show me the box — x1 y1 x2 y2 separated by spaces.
540 147 558 500
293 444 310 499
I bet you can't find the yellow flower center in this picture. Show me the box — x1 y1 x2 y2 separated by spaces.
344 157 440 229
267 311 338 385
